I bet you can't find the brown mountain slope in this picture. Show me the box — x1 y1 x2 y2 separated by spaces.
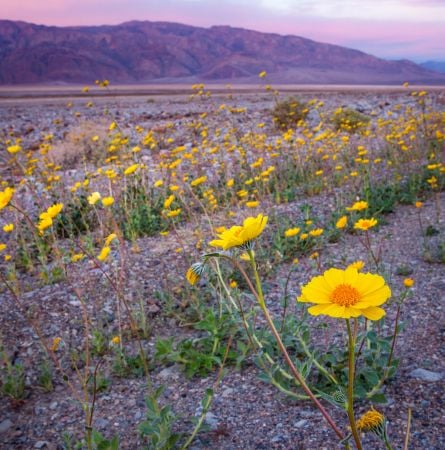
0 20 444 84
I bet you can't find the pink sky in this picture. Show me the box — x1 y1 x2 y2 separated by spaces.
1 0 444 62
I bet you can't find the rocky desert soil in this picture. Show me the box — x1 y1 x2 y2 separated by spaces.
0 86 444 450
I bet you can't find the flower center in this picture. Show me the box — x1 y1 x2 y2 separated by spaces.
330 284 361 306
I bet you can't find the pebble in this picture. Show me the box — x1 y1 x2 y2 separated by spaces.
95 418 109 428
221 387 234 398
49 401 58 410
158 366 179 380
34 441 48 449
294 419 308 428
410 368 443 382
204 412 218 430
0 419 13 433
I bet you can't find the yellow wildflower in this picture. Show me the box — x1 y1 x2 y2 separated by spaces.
3 223 14 232
191 175 207 187
403 278 414 288
186 263 204 285
88 192 101 205
7 144 21 154
347 260 365 271
97 246 111 262
354 218 378 231
46 203 63 219
309 228 324 237
71 253 85 262
346 200 368 211
336 216 348 229
124 164 139 176
0 187 14 210
210 214 268 250
298 267 391 320
164 195 175 209
356 407 385 433
284 227 300 238
104 233 118 246
246 200 259 208
166 208 181 218
102 197 115 207
37 215 53 233
50 337 62 352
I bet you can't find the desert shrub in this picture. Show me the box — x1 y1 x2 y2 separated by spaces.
272 97 309 130
331 107 370 133
49 120 110 168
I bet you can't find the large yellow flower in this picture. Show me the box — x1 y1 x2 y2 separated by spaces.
298 267 391 320
210 214 268 250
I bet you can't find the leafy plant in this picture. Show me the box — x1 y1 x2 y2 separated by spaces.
154 308 240 378
37 359 54 393
0 355 26 401
138 386 181 450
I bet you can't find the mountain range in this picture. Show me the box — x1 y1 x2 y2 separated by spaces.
0 20 444 85
420 61 445 74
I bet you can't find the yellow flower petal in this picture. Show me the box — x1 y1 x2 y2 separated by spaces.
361 306 386 321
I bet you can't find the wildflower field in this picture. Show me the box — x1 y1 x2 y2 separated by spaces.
0 82 444 449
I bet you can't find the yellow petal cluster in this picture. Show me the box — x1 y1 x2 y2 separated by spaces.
97 246 111 262
37 203 63 232
284 227 300 238
354 218 378 231
102 196 115 207
356 407 385 432
190 175 207 187
336 215 348 229
298 267 391 320
346 201 368 211
88 191 101 205
0 187 14 210
124 164 139 176
210 214 268 250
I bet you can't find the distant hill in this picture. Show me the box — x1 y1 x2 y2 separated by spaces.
420 61 445 74
1 20 445 85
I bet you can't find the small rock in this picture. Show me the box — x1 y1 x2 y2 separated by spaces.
271 434 285 443
294 419 308 428
300 410 314 418
410 368 443 382
221 387 234 398
158 366 179 380
95 418 109 428
49 401 58 410
134 411 143 421
35 442 48 449
204 412 218 430
0 419 13 433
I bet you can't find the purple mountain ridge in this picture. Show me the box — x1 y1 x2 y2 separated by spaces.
0 20 444 85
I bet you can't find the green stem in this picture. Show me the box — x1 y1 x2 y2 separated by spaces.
346 319 363 450
247 250 345 442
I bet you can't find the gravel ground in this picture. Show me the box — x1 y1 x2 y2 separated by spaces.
0 91 444 449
